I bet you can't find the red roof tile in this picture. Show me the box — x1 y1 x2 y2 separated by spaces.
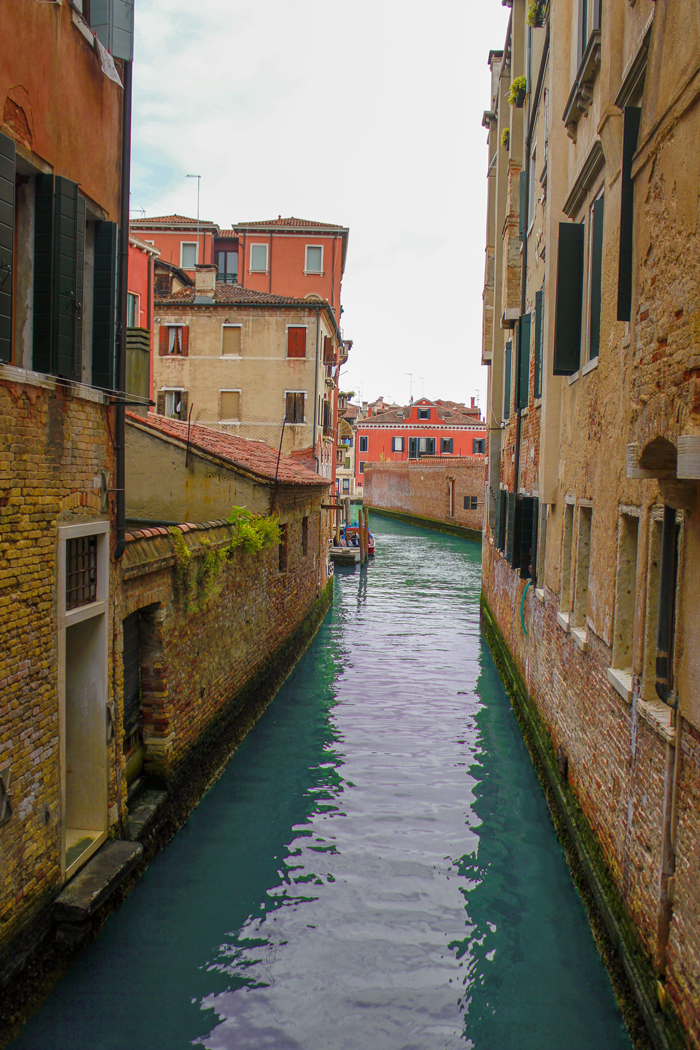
131 214 217 226
155 282 319 307
235 216 346 229
126 412 327 487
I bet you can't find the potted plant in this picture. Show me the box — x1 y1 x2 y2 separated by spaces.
508 76 527 108
501 128 510 150
527 0 545 28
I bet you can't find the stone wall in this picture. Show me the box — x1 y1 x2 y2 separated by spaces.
363 458 485 533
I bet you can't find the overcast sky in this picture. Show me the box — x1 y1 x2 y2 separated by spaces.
131 0 510 410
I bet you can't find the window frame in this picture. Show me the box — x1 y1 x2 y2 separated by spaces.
126 292 139 329
219 389 241 421
584 186 605 364
221 323 242 357
417 408 431 420
358 435 368 453
284 390 306 424
286 325 307 359
164 389 185 419
166 325 185 356
441 437 454 455
304 244 324 275
180 241 198 269
392 436 404 453
249 242 269 273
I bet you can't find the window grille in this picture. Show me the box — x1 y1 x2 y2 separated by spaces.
66 535 98 609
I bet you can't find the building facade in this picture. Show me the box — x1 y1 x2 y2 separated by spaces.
481 0 700 1043
364 458 485 535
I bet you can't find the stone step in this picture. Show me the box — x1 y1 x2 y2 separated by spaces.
53 840 143 927
126 788 168 841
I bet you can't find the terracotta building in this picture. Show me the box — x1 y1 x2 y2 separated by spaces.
481 0 700 1044
353 397 486 494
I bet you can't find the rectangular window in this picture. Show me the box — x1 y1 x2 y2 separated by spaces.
472 438 486 454
553 223 584 375
588 194 604 360
158 324 189 357
250 243 268 272
518 313 531 409
302 516 309 556
342 478 350 493
359 435 368 452
561 502 575 611
504 339 512 419
127 292 139 328
168 326 184 355
612 513 639 671
66 535 98 610
419 437 436 455
417 408 430 419
573 505 592 629
358 461 366 474
305 245 323 273
181 242 197 268
164 390 184 419
534 288 544 399
464 496 478 511
219 390 240 420
617 107 641 322
222 325 241 355
498 489 508 551
285 392 305 424
287 326 307 358
279 524 288 573
392 436 404 453
441 438 454 454
519 496 539 580
216 250 238 283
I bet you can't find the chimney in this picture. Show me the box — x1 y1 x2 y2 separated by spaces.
471 396 476 408
194 263 217 300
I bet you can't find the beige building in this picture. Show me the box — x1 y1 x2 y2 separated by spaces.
481 1 700 1045
153 265 342 480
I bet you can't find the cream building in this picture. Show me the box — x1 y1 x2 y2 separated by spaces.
153 265 342 479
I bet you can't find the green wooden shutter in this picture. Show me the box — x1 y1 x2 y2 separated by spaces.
589 195 605 359
530 498 539 584
74 194 86 379
553 223 584 375
494 487 502 546
92 220 118 390
54 177 81 381
506 492 516 563
33 175 82 380
519 496 538 579
0 132 15 363
617 107 641 322
518 313 531 409
498 490 507 550
519 170 526 240
504 339 512 420
534 289 543 398
33 174 55 375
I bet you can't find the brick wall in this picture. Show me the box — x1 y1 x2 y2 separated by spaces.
0 368 116 962
364 458 485 532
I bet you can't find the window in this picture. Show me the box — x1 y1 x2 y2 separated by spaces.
587 192 604 360
447 479 455 517
302 516 309 556
155 273 171 296
358 461 366 474
342 478 350 493
560 502 575 612
464 496 478 511
409 437 436 457
219 390 240 420
181 242 197 268
164 390 184 419
285 392 305 423
359 435 368 452
503 339 512 419
279 524 288 573
287 327 307 358
392 436 404 453
617 108 641 322
417 408 430 419
573 506 592 629
217 250 238 284
441 438 453 454
518 313 531 409
250 243 268 272
157 325 190 357
553 223 584 375
127 292 139 328
534 288 544 399
305 245 323 273
473 438 486 454
612 513 639 671
66 535 98 610
222 325 241 355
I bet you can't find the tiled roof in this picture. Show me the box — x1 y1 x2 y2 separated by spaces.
360 404 484 426
126 412 328 487
131 214 216 226
216 230 238 239
154 282 314 307
341 404 359 420
235 216 346 229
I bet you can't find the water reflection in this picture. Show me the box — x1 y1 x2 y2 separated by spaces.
12 518 630 1050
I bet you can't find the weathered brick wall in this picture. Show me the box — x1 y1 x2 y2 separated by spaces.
0 370 116 959
364 458 485 531
482 538 700 1044
118 503 330 783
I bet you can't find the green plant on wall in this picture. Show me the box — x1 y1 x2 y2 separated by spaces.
169 528 192 600
501 127 510 148
195 536 226 600
508 76 527 106
527 0 545 27
225 506 281 554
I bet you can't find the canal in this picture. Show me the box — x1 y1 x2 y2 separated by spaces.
12 516 631 1050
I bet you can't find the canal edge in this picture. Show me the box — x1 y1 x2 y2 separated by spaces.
0 579 334 1050
479 592 687 1050
368 505 482 542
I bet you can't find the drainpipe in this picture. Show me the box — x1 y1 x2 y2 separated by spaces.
114 59 132 562
312 305 321 474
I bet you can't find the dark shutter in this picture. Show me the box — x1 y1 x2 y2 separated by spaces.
494 488 502 546
33 174 54 375
74 194 86 379
288 327 306 358
179 390 189 420
156 391 166 415
534 289 543 398
530 499 539 584
506 492 516 563
180 326 189 357
518 313 531 409
617 107 641 322
519 170 527 240
0 131 15 363
504 339 512 419
323 335 333 364
158 326 167 355
409 436 418 458
553 222 584 376
427 438 436 455
285 392 295 422
519 496 538 579
498 490 507 550
33 175 82 380
588 196 605 359
92 220 118 389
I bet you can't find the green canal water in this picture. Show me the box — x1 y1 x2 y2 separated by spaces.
12 516 631 1049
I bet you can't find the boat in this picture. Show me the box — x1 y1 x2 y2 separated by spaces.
342 524 375 554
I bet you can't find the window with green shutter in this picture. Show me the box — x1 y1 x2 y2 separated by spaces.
588 195 604 359
519 496 539 580
617 107 641 323
498 489 508 551
92 220 119 390
0 131 15 364
534 289 544 398
504 339 512 420
553 222 584 376
518 313 531 410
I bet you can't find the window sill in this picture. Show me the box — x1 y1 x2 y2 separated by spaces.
556 610 571 633
567 370 581 386
71 8 95 45
534 397 542 409
249 270 269 275
521 406 529 418
304 270 325 276
581 355 599 376
636 697 675 744
606 667 633 703
571 626 588 651
535 587 545 603
221 354 242 359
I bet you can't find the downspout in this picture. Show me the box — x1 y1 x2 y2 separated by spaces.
312 305 321 473
114 58 132 562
